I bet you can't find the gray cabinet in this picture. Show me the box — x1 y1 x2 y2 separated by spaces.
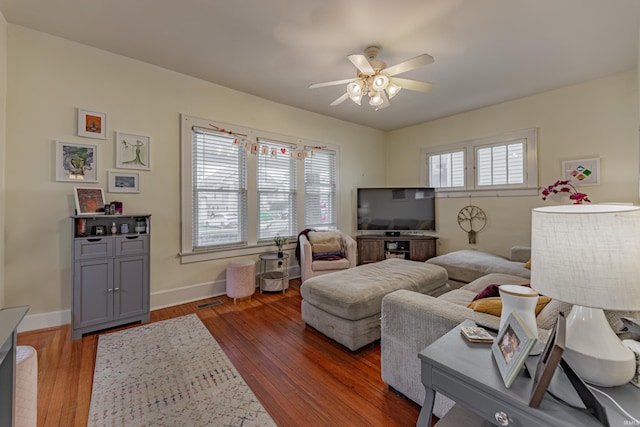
71 215 151 340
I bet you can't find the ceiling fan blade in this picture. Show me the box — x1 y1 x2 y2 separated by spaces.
383 54 434 76
330 93 350 106
391 77 434 93
309 78 356 89
347 54 375 75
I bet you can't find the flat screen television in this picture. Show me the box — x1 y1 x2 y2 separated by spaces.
357 187 436 233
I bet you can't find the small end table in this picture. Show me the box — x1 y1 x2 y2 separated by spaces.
258 252 289 294
417 320 640 426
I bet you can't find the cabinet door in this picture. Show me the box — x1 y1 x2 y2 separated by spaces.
113 255 149 320
358 239 385 264
410 240 437 262
73 258 114 328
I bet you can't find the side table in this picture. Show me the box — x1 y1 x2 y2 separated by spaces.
258 252 289 294
0 306 29 427
417 320 640 427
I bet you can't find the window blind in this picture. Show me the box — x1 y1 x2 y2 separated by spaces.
304 149 337 230
256 138 297 241
192 129 247 249
476 141 524 186
429 150 465 188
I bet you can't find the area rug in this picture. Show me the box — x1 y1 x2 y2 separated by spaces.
87 314 276 426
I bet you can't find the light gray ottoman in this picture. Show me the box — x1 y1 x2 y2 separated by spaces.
300 258 449 351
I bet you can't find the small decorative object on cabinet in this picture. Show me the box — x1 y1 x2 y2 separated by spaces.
356 235 438 264
71 214 151 340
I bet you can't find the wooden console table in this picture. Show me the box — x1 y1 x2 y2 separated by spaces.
356 235 437 264
417 320 640 426
0 306 29 427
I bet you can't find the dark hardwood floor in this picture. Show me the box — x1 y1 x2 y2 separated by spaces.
17 278 428 427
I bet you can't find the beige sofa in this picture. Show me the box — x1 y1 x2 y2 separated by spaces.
426 246 531 288
380 272 570 418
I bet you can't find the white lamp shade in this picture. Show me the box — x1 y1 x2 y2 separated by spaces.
531 204 640 311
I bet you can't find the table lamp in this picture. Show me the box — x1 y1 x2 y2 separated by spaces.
530 204 640 387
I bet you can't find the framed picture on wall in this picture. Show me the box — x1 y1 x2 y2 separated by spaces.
56 141 99 182
77 109 107 139
107 170 140 193
74 187 106 215
562 158 600 186
115 132 151 170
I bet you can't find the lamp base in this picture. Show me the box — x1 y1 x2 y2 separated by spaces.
564 306 635 387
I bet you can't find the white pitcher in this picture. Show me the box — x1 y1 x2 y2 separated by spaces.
498 284 538 337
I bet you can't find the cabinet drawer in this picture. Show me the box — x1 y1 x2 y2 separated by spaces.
433 370 538 427
74 238 114 260
115 235 149 256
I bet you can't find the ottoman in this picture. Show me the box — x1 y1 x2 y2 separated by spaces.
300 258 449 351
16 345 37 427
226 259 256 303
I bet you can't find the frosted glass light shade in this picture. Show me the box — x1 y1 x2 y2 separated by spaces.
530 204 640 386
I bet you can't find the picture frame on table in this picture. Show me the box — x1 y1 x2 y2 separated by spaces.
562 158 600 186
77 109 107 139
74 187 106 216
56 141 99 182
115 132 151 171
107 170 140 193
529 313 566 408
491 311 538 388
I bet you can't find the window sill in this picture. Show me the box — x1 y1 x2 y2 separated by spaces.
435 188 539 198
179 243 296 264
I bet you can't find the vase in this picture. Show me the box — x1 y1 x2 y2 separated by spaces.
498 284 538 337
277 251 283 258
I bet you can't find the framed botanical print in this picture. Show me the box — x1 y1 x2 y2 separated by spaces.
56 141 98 182
115 132 151 170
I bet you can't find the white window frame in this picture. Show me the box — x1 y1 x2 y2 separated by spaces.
420 128 538 198
180 114 339 263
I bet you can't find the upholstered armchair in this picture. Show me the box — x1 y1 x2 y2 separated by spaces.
299 230 357 283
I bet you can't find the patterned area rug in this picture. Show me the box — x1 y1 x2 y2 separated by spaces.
88 314 276 426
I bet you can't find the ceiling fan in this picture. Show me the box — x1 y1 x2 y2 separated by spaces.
309 46 434 110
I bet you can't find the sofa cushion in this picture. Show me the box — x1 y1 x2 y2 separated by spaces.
427 249 530 284
300 259 449 321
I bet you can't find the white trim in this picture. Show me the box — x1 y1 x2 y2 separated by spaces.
421 128 538 197
17 267 301 333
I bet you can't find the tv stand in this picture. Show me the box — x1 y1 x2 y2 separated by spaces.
356 235 438 265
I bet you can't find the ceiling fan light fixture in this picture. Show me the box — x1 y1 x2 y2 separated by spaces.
371 74 389 92
349 94 362 105
347 79 364 97
386 81 401 99
369 91 384 107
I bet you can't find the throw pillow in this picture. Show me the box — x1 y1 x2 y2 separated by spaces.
467 296 552 316
525 259 531 269
307 231 343 254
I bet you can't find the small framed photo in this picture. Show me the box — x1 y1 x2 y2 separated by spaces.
77 109 107 139
529 313 565 408
74 187 106 216
491 311 537 388
56 141 98 182
562 158 600 186
107 170 140 193
116 132 151 171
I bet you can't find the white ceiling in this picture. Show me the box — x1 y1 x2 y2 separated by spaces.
1 0 639 131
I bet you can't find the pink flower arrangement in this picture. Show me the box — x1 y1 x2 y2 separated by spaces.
541 180 591 204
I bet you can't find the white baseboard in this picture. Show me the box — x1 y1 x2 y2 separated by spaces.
17 266 300 333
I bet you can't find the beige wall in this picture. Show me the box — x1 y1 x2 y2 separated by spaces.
5 25 386 324
0 11 6 308
386 70 639 257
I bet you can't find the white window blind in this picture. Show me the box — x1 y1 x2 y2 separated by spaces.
304 149 337 230
256 138 297 241
428 150 465 188
476 141 524 187
192 129 247 249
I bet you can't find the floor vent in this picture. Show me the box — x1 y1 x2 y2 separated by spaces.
196 300 223 309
